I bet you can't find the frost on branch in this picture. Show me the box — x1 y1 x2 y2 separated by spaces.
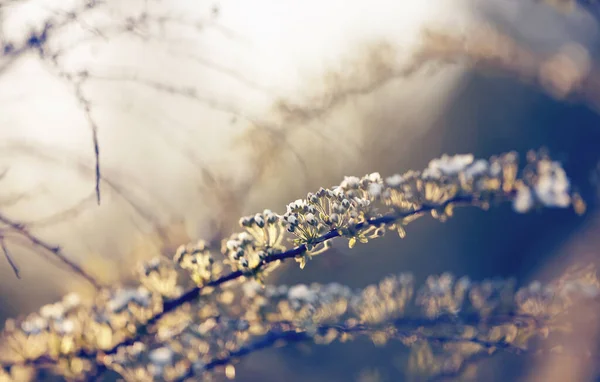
0 150 593 381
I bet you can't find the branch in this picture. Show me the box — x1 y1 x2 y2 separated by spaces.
0 198 469 374
181 321 542 381
0 237 19 279
0 211 101 289
0 0 103 74
413 25 600 112
0 151 589 381
72 75 101 204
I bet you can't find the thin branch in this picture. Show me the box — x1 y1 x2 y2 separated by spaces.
24 191 96 228
0 188 42 208
170 48 278 97
73 76 101 205
0 0 103 74
413 26 600 113
0 237 19 279
0 140 172 229
80 72 257 122
0 211 101 289
179 321 533 382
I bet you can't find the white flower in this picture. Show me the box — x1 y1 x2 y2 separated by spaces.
285 214 298 225
287 199 307 213
40 303 65 320
253 213 265 227
329 213 340 224
366 172 382 183
238 232 253 243
398 273 414 286
463 160 489 178
62 293 81 310
426 154 474 177
528 281 542 293
331 186 345 197
264 210 278 223
534 160 570 208
490 161 502 176
456 276 471 291
226 240 239 251
149 347 174 366
368 183 383 197
288 284 317 302
55 319 75 335
21 316 47 335
242 280 262 298
107 287 151 313
341 176 360 189
426 274 453 295
513 185 534 213
305 213 318 226
324 282 351 297
385 174 404 187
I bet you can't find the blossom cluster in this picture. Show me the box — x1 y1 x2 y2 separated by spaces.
4 266 596 381
0 150 592 382
223 210 286 278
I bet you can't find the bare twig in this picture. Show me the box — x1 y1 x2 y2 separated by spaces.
0 237 19 279
25 191 96 228
0 211 101 289
0 0 103 74
72 75 102 205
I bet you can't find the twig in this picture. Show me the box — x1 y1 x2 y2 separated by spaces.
0 0 103 74
72 76 101 205
0 211 101 289
0 237 19 279
178 320 543 381
25 192 96 228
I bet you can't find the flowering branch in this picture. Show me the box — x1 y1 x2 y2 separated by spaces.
0 150 595 381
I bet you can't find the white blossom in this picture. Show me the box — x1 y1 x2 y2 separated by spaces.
40 303 65 320
107 287 151 313
385 174 404 187
21 317 47 335
463 159 489 178
149 347 174 366
55 319 75 335
513 185 534 213
340 176 360 189
368 183 383 197
534 160 570 208
425 154 474 178
288 284 317 302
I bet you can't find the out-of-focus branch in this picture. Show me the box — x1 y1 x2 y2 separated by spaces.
413 25 600 112
176 321 535 381
0 237 20 278
0 211 101 288
0 0 103 74
24 192 96 228
72 75 102 205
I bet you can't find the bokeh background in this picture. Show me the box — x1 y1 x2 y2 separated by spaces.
1 0 600 380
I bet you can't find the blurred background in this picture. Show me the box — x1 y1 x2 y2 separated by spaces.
1 0 600 380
